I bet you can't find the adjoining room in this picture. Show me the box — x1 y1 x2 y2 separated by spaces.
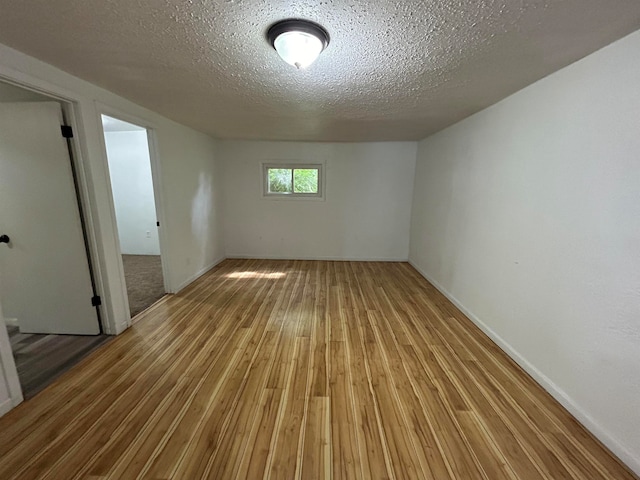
101 115 166 318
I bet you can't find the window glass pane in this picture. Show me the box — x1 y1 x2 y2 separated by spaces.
293 168 318 193
268 168 292 193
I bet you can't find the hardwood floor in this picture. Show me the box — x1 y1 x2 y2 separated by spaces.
0 259 635 479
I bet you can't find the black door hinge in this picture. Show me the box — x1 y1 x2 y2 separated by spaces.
61 125 74 138
91 295 102 307
156 221 160 227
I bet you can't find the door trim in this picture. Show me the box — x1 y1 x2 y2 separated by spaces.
0 303 23 414
0 76 112 333
61 107 103 333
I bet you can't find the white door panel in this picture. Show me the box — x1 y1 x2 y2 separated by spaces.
0 102 99 334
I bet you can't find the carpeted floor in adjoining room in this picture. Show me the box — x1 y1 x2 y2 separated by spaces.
121 254 165 318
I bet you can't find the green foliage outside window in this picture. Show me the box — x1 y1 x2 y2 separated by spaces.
268 168 292 193
293 169 318 193
268 167 318 194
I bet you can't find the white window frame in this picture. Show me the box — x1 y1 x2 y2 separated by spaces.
262 163 324 199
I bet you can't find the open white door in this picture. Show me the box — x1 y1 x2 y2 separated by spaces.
0 102 99 335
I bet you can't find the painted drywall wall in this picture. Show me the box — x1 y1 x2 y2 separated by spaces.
220 141 416 261
104 131 161 255
0 42 225 339
160 128 224 291
409 30 640 474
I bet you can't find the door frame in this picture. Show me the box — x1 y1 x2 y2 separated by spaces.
0 77 107 333
0 59 172 336
96 104 171 304
0 300 22 415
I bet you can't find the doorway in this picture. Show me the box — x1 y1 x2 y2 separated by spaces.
101 115 166 318
0 80 109 399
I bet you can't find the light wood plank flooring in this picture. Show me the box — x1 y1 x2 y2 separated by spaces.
0 259 636 479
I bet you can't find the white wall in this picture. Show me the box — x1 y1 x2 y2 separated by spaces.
160 128 224 291
220 141 416 261
409 30 640 474
0 42 225 337
104 131 161 256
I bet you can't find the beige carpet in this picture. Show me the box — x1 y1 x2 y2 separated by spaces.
121 255 165 317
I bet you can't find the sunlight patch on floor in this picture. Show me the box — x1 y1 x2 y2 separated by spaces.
225 271 287 279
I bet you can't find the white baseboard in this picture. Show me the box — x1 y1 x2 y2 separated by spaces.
0 391 22 417
0 393 23 418
0 398 12 417
174 256 226 293
3 318 18 327
225 254 409 262
111 321 129 336
11 393 23 408
408 259 640 477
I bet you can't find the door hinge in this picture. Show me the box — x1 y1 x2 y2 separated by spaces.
61 125 74 138
91 295 102 307
156 221 160 227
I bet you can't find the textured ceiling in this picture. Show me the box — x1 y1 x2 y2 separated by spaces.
0 1 638 142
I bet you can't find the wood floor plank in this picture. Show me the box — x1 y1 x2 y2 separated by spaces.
344 309 392 480
268 336 312 479
329 340 361 480
138 328 250 479
362 312 423 479
0 259 636 480
301 396 331 480
401 344 489 479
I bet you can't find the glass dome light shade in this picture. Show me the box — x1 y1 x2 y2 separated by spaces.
273 31 324 69
267 19 330 70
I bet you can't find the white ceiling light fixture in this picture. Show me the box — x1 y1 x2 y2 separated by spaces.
267 19 330 70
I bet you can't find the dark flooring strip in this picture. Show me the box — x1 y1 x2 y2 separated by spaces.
8 325 111 399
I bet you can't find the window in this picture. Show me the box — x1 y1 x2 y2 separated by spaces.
263 163 323 198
